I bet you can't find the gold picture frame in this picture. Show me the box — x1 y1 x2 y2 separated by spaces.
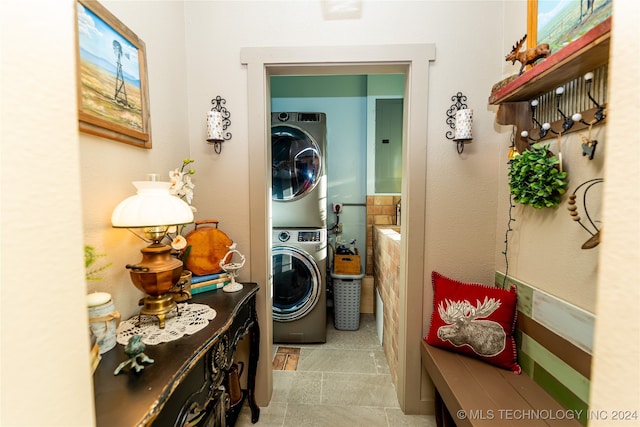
527 0 612 52
76 0 151 148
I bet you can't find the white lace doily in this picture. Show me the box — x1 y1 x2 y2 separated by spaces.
116 303 217 346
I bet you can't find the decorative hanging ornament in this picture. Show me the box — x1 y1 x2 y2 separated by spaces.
567 178 604 249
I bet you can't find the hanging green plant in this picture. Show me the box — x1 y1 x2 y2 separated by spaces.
508 143 568 209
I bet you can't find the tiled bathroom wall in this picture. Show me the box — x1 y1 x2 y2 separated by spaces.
366 195 401 275
373 225 401 387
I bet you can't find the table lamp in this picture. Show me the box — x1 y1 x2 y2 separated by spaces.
111 177 194 328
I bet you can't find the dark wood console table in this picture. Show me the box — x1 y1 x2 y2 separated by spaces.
93 283 260 427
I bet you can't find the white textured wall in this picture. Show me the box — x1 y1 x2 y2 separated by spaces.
590 0 640 420
1 1 95 425
80 1 191 320
498 0 640 415
495 1 604 313
4 0 636 423
184 0 504 409
2 1 191 424
183 0 504 295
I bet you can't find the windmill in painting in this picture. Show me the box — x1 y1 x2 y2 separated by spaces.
112 40 129 108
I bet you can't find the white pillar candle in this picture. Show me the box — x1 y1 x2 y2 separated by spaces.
87 292 119 354
454 108 473 141
206 110 224 142
87 292 112 307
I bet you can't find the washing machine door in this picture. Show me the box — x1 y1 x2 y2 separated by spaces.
272 125 322 202
272 246 321 322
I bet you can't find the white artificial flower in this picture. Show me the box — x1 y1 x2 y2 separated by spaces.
168 160 196 208
171 234 187 250
169 168 182 181
181 175 195 204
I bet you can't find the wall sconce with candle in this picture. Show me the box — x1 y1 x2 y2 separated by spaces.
206 95 232 154
445 92 473 154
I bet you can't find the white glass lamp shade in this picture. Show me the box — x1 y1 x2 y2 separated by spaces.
111 181 194 228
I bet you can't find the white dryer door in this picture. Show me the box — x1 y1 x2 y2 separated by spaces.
272 246 321 322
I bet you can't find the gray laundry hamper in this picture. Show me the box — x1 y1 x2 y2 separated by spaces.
331 271 365 330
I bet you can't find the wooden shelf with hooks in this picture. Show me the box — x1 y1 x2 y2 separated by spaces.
490 17 610 105
490 17 610 153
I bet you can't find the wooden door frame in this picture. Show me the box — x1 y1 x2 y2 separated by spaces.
241 44 435 414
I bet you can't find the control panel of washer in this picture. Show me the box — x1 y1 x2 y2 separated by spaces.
274 230 325 244
297 231 321 242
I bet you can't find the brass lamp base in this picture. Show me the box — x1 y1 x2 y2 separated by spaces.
139 294 177 329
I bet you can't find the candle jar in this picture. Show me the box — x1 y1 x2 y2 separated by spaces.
454 108 473 141
87 293 121 354
207 110 224 142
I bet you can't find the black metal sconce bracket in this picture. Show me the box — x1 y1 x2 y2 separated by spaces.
445 91 471 154
207 95 232 154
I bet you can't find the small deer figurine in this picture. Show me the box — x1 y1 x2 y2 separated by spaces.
506 34 551 75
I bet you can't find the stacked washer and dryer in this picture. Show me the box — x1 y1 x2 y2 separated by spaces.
271 112 328 343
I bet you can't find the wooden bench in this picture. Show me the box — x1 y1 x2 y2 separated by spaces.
420 272 594 426
421 340 583 427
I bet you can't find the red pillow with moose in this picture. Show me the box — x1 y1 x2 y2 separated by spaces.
425 271 521 374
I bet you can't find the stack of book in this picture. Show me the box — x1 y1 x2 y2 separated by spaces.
191 272 231 294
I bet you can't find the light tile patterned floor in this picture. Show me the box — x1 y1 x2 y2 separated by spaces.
235 313 435 427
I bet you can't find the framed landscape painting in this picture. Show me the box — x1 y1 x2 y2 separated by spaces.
76 0 151 148
528 0 612 53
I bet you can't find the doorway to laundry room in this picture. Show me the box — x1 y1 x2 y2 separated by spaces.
270 74 404 342
242 43 434 413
